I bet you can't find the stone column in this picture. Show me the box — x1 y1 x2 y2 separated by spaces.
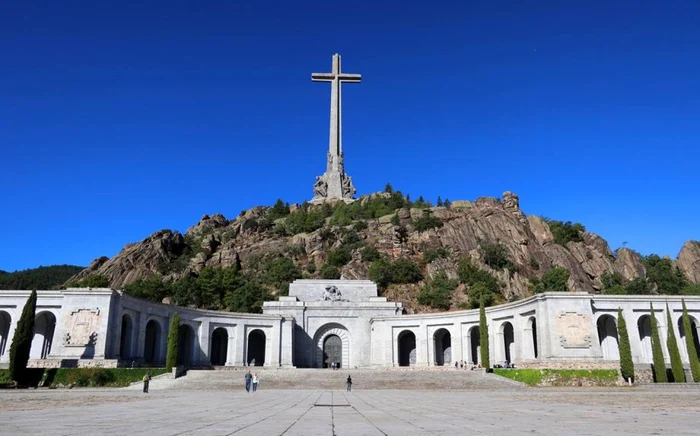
451 323 462 365
135 312 147 361
279 318 294 367
416 323 429 366
225 326 236 366
198 320 210 366
233 324 245 366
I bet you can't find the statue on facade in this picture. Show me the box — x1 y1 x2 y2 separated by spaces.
313 176 328 197
341 175 356 198
322 285 344 302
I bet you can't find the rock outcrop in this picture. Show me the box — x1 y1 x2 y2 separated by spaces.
67 192 700 310
678 241 700 284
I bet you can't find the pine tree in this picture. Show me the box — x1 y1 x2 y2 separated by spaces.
650 303 667 382
436 196 443 207
9 290 37 385
165 313 180 371
479 300 490 369
666 304 685 382
616 308 634 383
681 299 700 382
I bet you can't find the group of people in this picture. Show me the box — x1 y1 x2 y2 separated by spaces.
243 370 260 392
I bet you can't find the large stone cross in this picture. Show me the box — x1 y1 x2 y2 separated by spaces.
312 54 362 173
310 54 360 203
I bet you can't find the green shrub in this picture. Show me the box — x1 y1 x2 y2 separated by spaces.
532 267 570 293
260 257 301 295
424 247 450 263
643 254 688 295
529 257 540 271
649 303 667 382
224 281 270 313
625 277 653 295
391 213 400 226
546 220 585 246
327 246 352 267
417 273 457 309
166 314 180 372
413 210 443 232
457 259 500 294
666 304 685 382
368 258 422 288
306 262 316 274
682 299 700 382
617 308 634 382
481 242 515 271
353 220 368 232
9 290 37 385
320 264 341 279
468 282 495 309
361 245 381 262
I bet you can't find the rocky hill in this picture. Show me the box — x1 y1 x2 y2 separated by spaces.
66 191 700 313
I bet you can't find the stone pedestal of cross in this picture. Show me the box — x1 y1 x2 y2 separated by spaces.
310 54 361 203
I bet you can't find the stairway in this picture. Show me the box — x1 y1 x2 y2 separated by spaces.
129 367 523 391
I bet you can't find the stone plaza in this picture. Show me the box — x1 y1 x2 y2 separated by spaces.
1 386 699 435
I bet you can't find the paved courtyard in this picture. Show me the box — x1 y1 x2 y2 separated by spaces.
1 387 699 435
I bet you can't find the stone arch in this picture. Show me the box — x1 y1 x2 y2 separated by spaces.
638 315 652 364
31 311 56 359
433 328 452 366
597 315 619 360
500 322 514 365
144 319 162 363
119 314 135 359
177 324 195 365
678 315 700 362
314 323 350 369
523 317 538 359
211 327 228 366
468 326 481 365
397 330 416 367
0 311 11 357
247 329 266 366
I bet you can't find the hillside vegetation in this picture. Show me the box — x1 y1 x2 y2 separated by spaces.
62 188 700 314
0 265 84 290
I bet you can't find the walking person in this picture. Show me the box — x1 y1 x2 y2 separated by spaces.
244 370 252 393
346 375 352 392
142 373 151 393
252 373 259 393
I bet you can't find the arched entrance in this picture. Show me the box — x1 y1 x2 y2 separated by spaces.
469 326 480 365
144 320 162 363
597 315 619 360
678 316 700 362
434 328 452 366
523 317 538 359
314 323 350 368
323 335 342 368
211 328 228 366
119 314 134 359
638 315 652 363
247 329 266 366
501 322 514 365
177 324 195 365
398 330 416 367
31 311 56 359
0 311 11 357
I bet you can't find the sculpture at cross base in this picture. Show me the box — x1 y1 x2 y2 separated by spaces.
310 54 360 204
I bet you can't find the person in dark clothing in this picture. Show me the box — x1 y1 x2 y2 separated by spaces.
346 375 352 392
244 370 252 393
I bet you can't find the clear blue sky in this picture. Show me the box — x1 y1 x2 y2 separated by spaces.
1 1 699 272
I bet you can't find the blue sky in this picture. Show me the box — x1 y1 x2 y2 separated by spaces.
1 1 699 271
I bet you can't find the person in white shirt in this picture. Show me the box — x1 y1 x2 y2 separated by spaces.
252 373 259 392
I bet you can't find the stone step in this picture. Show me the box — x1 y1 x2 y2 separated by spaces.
127 368 522 391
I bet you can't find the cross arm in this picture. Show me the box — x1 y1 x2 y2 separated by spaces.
338 74 361 83
312 73 335 82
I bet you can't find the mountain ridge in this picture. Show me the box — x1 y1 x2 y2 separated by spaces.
62 190 700 313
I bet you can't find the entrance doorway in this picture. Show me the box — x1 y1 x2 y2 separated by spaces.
247 330 266 366
323 334 342 368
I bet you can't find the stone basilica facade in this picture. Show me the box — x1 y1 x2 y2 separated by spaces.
1 280 700 371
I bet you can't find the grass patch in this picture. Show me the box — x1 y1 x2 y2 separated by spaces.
0 368 169 388
493 369 619 387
